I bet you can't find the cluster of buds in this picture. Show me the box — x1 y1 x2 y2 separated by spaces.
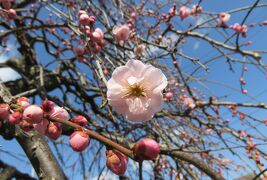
78 10 95 26
0 98 69 140
230 23 247 38
1 98 91 152
179 4 202 21
77 10 105 56
105 138 160 176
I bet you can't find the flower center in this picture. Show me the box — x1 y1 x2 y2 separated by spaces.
125 84 146 97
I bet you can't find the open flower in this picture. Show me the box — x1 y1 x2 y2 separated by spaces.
107 60 167 122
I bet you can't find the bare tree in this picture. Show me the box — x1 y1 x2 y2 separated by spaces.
0 0 267 179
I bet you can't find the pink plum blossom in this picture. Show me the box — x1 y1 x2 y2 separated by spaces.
0 103 9 120
179 6 190 21
23 105 44 124
107 60 167 122
133 138 160 161
69 131 90 152
106 149 128 176
112 25 130 43
8 112 22 125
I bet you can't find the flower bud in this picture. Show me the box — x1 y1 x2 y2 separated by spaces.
133 138 160 161
89 16 95 24
106 149 128 176
165 92 173 101
41 100 55 114
17 97 30 109
69 131 90 152
23 105 44 124
71 115 87 126
0 103 9 120
46 122 62 140
8 112 22 125
79 13 90 26
20 120 34 132
179 6 190 21
92 28 104 43
8 9 17 19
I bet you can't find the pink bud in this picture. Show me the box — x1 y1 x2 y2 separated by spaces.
23 105 44 124
218 12 230 25
71 115 87 126
33 118 49 134
41 100 55 114
242 89 248 94
131 12 137 19
46 122 62 140
89 16 95 24
106 149 128 175
0 103 9 120
17 97 30 109
92 28 104 42
79 13 90 26
169 6 176 16
112 25 130 42
179 6 190 21
165 92 173 101
69 131 90 152
73 46 85 56
8 9 16 19
8 112 22 125
134 44 145 56
191 4 202 16
20 120 34 132
133 138 160 161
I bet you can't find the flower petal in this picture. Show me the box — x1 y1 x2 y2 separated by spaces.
125 60 146 78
